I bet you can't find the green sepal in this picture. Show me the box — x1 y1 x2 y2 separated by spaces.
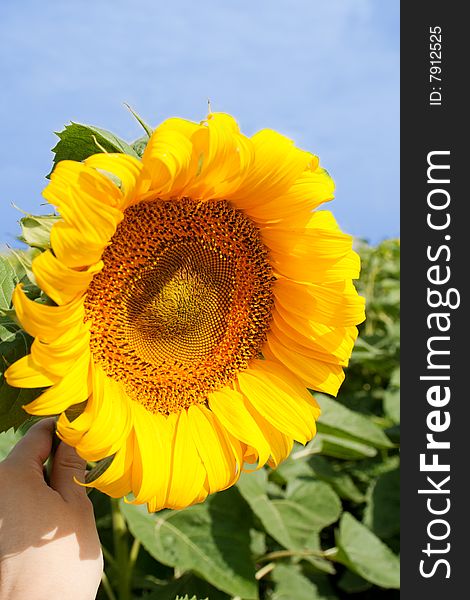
18 214 61 250
48 122 140 177
131 135 149 158
124 103 153 138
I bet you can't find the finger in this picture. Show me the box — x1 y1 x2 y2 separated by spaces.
5 418 55 474
49 440 88 502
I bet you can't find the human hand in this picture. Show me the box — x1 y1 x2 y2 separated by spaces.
0 418 103 600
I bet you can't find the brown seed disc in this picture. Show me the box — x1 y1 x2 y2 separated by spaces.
84 198 274 414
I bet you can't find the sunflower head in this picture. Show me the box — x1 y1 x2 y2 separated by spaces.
6 112 365 511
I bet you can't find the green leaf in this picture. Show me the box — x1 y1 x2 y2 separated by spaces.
349 455 400 483
363 468 400 539
121 488 258 599
0 255 22 311
19 215 60 249
237 469 292 549
49 122 139 176
277 455 365 503
0 427 22 461
308 432 377 459
0 383 41 433
271 565 336 600
306 457 365 503
316 394 393 449
0 319 41 432
336 512 400 589
239 468 334 574
237 472 341 553
272 481 342 548
250 527 266 558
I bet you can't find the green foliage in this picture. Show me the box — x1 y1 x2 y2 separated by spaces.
0 253 42 432
121 489 258 599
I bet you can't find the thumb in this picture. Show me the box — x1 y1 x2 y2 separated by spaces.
5 418 55 475
49 440 88 502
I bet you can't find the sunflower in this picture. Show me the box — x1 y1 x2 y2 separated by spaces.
6 112 365 511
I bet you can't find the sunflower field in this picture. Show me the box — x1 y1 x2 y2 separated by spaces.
0 117 400 600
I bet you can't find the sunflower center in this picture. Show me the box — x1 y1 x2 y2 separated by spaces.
126 242 235 363
84 198 274 415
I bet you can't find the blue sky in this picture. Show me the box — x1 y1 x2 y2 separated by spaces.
0 0 399 246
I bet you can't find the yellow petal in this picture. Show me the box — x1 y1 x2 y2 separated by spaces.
267 428 295 468
44 160 122 210
185 113 254 200
188 404 240 494
43 160 125 266
57 366 133 462
271 308 357 365
262 211 361 283
274 278 366 328
50 220 110 269
84 435 134 498
141 118 199 197
22 351 91 415
264 333 346 396
228 129 314 211
208 387 271 467
30 328 91 378
53 183 123 249
165 410 207 509
275 302 358 355
262 210 350 253
131 403 172 507
271 248 360 284
238 360 318 444
32 250 103 305
84 153 150 209
244 165 335 222
243 445 259 464
4 354 58 389
11 284 85 344
270 316 349 366
58 412 94 448
240 404 294 468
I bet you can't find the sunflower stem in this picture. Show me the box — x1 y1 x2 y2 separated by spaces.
256 547 338 563
128 538 141 575
111 498 132 600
